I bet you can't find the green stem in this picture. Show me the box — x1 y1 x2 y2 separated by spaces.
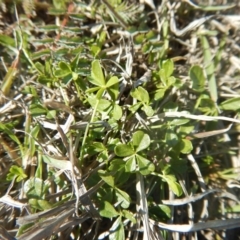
79 98 100 165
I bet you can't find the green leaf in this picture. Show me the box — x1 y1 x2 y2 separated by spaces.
194 3 235 11
91 60 105 86
115 188 131 208
146 30 158 40
88 95 111 111
97 99 112 111
149 204 171 221
0 34 15 49
109 159 130 184
201 36 218 102
72 71 78 80
46 110 56 119
168 158 188 175
107 84 119 101
197 96 217 114
115 144 135 157
1 67 17 96
35 38 54 45
39 25 60 31
99 201 119 218
23 85 38 96
136 155 155 175
157 204 171 218
220 97 240 111
96 88 105 99
131 86 149 103
92 142 106 152
179 139 193 154
98 187 114 203
112 104 122 120
125 156 137 172
54 62 72 77
129 102 142 113
142 42 152 54
109 159 125 171
17 223 34 236
98 170 115 187
98 30 106 46
24 177 45 198
42 155 72 170
159 69 167 86
167 76 176 86
0 123 22 151
106 76 119 88
29 124 40 147
170 118 190 126
48 8 67 15
6 165 27 182
29 103 47 116
97 151 109 162
227 204 240 213
34 62 45 74
134 33 145 44
165 129 178 147
154 88 166 100
142 105 154 117
162 59 174 77
91 45 101 57
163 102 178 112
133 131 150 152
29 199 52 211
35 154 43 179
122 210 136 223
164 175 183 196
109 217 125 240
189 65 205 92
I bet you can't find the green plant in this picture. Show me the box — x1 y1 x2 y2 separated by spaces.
0 0 240 239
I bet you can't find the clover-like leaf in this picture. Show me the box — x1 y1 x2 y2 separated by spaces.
154 88 167 101
136 155 155 175
133 131 150 152
122 210 136 223
91 60 105 86
98 170 115 187
179 139 193 154
125 156 137 172
162 59 174 77
29 199 52 211
131 86 149 103
54 62 72 77
106 76 119 88
99 201 119 218
142 105 154 117
189 65 205 92
6 165 27 182
115 187 131 208
29 103 48 116
42 155 72 170
24 177 46 198
109 216 125 240
170 118 190 126
220 97 240 111
165 129 178 147
164 176 183 197
112 104 122 120
115 144 135 157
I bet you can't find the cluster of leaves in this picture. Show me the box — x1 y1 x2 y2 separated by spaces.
0 0 240 239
